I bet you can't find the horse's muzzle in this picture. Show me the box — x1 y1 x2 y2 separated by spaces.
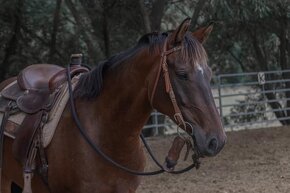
191 127 226 157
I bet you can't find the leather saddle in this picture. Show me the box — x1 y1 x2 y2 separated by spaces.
2 63 88 114
0 54 89 193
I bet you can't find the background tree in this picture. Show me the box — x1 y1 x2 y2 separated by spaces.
0 0 289 124
211 0 290 124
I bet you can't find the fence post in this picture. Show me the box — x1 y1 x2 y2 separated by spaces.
153 110 158 135
218 75 224 126
258 72 267 121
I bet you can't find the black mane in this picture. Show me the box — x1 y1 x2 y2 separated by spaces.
74 32 207 99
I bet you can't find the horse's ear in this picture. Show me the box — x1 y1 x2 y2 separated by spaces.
169 18 191 45
192 23 214 44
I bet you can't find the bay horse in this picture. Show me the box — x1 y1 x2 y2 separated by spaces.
1 18 226 193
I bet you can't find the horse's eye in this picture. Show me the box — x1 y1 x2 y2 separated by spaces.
176 71 188 80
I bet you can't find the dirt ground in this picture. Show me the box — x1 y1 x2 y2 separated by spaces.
137 126 290 193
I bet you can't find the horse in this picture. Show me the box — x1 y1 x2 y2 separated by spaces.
0 18 226 193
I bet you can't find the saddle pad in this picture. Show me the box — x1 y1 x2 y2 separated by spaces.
4 113 26 139
0 76 80 147
42 76 79 147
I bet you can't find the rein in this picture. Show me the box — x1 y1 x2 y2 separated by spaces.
66 40 199 176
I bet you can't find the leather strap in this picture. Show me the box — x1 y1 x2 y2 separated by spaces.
0 102 13 191
164 136 185 171
149 39 186 128
12 111 43 164
23 173 33 193
67 65 197 176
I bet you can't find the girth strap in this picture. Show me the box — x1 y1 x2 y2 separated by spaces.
12 111 43 164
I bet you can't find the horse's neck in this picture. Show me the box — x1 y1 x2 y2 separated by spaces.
77 50 159 144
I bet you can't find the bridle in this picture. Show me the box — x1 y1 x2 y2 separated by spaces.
66 38 200 176
149 37 200 167
149 38 192 134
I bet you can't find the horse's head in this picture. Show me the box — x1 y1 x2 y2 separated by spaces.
150 18 226 158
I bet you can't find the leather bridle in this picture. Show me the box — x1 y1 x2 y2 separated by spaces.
149 38 188 132
66 38 200 176
149 38 200 166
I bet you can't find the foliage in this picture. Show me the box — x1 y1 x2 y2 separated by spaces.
0 0 289 125
224 92 267 126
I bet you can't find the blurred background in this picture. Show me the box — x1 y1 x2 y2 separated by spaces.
0 0 288 81
0 0 289 134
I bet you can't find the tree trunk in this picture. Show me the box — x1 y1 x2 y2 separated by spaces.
78 0 107 59
278 16 290 122
189 0 208 30
49 0 63 63
150 0 167 31
264 84 288 125
250 30 290 125
139 0 151 33
102 1 110 58
65 0 96 60
0 0 25 81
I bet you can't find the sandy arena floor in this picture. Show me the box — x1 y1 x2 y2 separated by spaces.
138 126 290 193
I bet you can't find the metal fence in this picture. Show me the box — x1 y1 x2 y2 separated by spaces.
143 69 290 135
214 69 290 131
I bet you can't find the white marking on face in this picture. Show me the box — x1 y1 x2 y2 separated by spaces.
197 63 204 75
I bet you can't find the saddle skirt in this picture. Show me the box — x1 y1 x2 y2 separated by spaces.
0 74 80 147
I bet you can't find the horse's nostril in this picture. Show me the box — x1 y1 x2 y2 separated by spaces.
208 137 218 152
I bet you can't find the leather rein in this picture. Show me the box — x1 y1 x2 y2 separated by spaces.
66 39 199 176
